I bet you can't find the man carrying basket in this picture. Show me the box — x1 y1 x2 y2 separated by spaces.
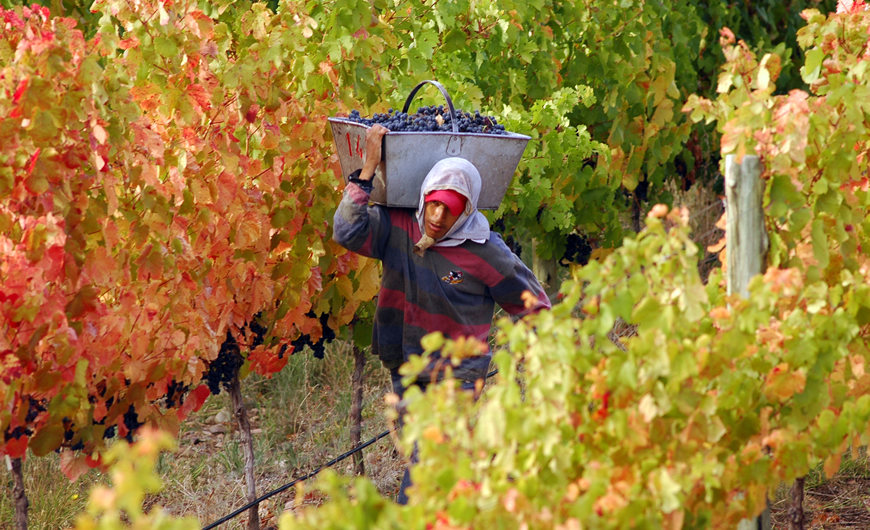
332 123 550 504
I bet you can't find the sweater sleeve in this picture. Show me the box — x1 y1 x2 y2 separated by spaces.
487 235 552 316
332 182 392 260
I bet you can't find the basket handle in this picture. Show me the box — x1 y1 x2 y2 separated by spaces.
401 80 459 134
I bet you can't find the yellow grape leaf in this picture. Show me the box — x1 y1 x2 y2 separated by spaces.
650 99 674 129
717 71 733 93
355 257 381 301
639 394 659 422
589 247 615 261
190 178 211 204
651 74 669 107
334 275 354 300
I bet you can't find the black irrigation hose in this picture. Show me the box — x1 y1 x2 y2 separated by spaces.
202 368 500 530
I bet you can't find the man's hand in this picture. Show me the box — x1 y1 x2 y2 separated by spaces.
359 124 388 182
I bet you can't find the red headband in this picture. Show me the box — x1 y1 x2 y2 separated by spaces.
425 189 467 216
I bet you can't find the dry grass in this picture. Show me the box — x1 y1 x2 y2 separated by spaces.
149 340 401 529
667 178 725 281
0 341 404 530
0 452 106 530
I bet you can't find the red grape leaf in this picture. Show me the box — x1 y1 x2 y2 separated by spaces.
5 436 29 458
60 449 90 481
177 385 210 420
186 83 211 111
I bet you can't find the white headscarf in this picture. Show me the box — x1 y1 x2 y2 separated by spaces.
414 158 491 256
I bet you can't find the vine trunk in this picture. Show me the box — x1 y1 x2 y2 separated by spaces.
230 376 259 530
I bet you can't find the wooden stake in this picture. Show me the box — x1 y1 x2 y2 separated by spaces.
726 154 771 530
10 456 28 530
531 238 560 301
725 154 768 298
350 342 366 475
230 376 259 530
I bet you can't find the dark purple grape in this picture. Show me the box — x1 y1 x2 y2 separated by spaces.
344 105 510 135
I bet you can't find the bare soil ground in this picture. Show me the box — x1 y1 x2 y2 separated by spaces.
770 451 870 529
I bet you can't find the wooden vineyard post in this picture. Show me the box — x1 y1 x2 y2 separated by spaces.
725 154 768 299
350 342 366 475
229 376 259 530
531 238 561 301
726 155 772 530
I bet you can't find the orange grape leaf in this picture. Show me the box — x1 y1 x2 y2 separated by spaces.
136 244 164 281
824 451 842 479
248 345 289 376
93 398 108 422
707 237 726 253
215 172 237 212
764 363 806 402
119 34 140 49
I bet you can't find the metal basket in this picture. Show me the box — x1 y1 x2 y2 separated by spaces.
328 80 530 210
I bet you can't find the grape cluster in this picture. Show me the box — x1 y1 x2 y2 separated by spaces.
203 331 244 396
504 235 523 257
291 311 336 359
491 218 523 257
164 379 189 409
346 106 509 135
561 233 592 266
25 397 45 422
64 423 85 451
123 405 141 443
249 314 267 349
4 425 32 441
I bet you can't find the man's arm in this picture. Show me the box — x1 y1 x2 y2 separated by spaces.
332 125 392 259
488 238 552 317
358 124 388 182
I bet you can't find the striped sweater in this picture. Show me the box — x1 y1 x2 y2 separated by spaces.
333 182 551 383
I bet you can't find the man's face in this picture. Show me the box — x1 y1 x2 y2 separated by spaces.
424 200 461 239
